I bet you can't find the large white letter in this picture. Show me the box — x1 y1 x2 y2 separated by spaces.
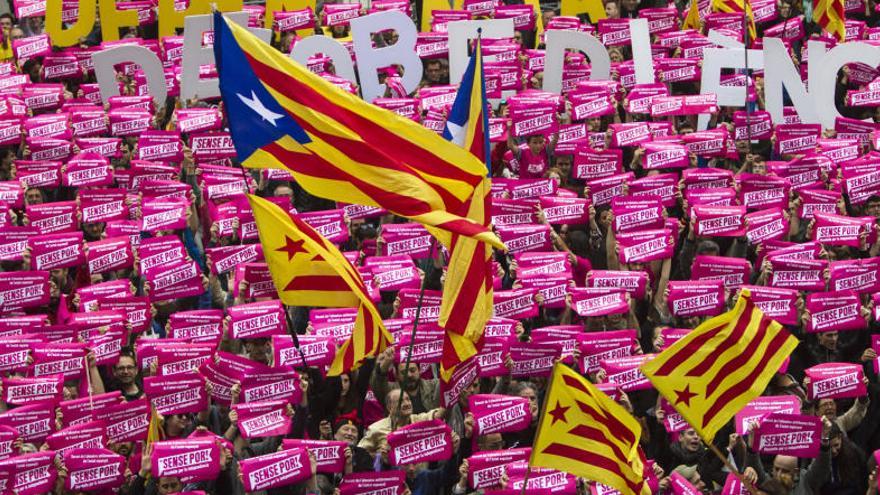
290 36 357 85
92 45 166 105
628 19 655 85
447 19 515 85
809 40 880 129
180 12 271 101
542 29 610 94
351 11 422 103
763 37 817 126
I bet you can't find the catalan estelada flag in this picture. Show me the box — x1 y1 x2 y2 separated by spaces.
213 12 504 251
248 195 392 375
813 0 845 41
641 289 798 442
532 363 650 495
683 0 703 31
436 36 494 381
711 0 756 40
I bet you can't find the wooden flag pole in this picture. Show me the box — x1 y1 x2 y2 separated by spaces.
391 237 439 430
707 443 759 495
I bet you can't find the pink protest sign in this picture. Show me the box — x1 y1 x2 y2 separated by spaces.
0 451 56 495
510 103 557 137
754 413 821 458
95 398 150 443
273 334 336 368
683 128 728 157
151 439 220 481
144 373 208 415
814 212 874 247
441 356 480 407
491 198 538 226
46 420 107 454
799 188 841 220
733 111 773 140
476 337 512 378
283 439 347 473
509 341 561 377
0 425 16 460
240 366 301 405
693 205 746 237
206 244 264 275
340 471 406 495
467 448 532 490
570 288 630 318
539 197 590 225
0 404 54 442
617 229 675 263
233 400 292 439
642 142 689 170
387 419 452 465
496 224 552 254
156 344 215 376
588 270 648 299
769 258 827 291
743 286 799 325
735 395 801 435
228 300 287 339
577 330 636 373
739 174 790 210
650 94 718 116
806 363 866 399
63 448 125 492
805 291 865 333
515 252 571 279
745 208 788 245
612 196 664 233
829 258 880 294
0 339 34 373
396 332 444 364
600 354 655 392
140 198 189 233
86 237 134 275
138 130 184 162
137 236 186 277
79 188 129 223
275 8 315 31
609 123 651 147
380 222 433 258
28 232 84 271
573 147 622 180
26 201 78 233
520 276 569 309
493 288 539 319
146 259 204 302
3 375 63 406
31 343 86 380
775 123 820 155
692 255 752 289
469 394 531 436
59 391 122 427
668 281 725 317
0 227 39 262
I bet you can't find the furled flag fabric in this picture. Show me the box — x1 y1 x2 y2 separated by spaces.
436 36 494 381
813 0 845 41
711 0 757 40
641 288 799 442
248 195 392 376
531 363 650 495
212 12 504 251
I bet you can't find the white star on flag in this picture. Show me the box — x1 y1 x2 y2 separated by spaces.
237 90 284 127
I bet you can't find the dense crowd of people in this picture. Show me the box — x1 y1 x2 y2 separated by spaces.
0 0 878 494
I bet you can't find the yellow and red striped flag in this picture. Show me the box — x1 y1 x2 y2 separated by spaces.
683 0 703 30
641 289 799 442
248 195 392 375
531 363 650 495
213 13 504 251
813 0 845 41
711 0 757 40
435 36 494 381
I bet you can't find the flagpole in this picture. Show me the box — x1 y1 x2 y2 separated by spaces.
743 11 753 155
391 237 439 430
706 443 759 495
